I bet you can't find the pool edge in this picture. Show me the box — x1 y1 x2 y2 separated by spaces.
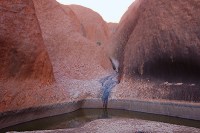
1 98 200 129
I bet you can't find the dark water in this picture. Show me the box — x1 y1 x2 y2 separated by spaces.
1 108 200 132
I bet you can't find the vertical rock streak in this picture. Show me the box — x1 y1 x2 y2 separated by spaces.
100 72 119 108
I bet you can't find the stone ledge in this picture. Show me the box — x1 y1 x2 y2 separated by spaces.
1 98 200 129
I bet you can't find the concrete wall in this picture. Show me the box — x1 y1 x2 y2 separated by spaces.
1 99 200 129
83 99 200 121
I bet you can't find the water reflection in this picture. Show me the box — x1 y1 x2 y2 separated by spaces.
99 109 109 119
1 108 200 132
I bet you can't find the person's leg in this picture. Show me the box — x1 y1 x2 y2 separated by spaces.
103 101 105 108
105 100 108 109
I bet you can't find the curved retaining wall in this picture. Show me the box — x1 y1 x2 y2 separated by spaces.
84 99 200 120
1 99 200 129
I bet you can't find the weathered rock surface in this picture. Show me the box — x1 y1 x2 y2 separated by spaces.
110 0 200 101
0 0 112 113
107 22 118 36
33 0 111 80
0 0 54 82
10 119 200 133
60 5 82 33
69 5 110 45
112 0 200 79
2 0 200 127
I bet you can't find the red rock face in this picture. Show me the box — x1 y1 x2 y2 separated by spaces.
61 5 82 33
107 22 118 36
33 0 111 80
0 0 54 82
69 5 110 45
112 0 200 80
110 0 200 102
1 0 200 117
0 0 112 113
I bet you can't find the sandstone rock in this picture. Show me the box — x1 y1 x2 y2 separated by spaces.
0 0 112 113
111 0 200 81
33 0 111 80
0 0 54 82
110 0 200 102
107 22 118 36
69 5 110 45
60 4 82 33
